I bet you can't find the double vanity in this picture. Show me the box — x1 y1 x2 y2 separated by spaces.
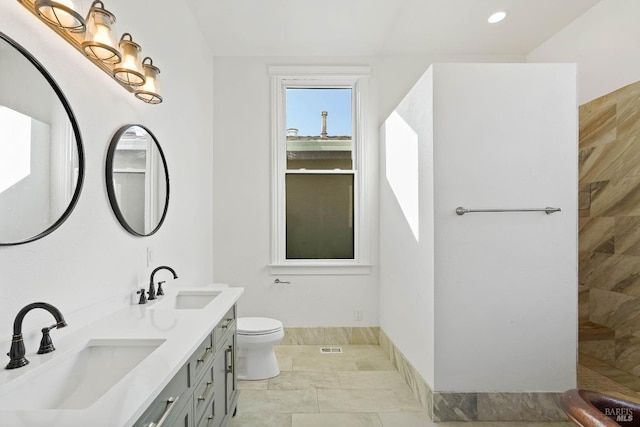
0 285 243 427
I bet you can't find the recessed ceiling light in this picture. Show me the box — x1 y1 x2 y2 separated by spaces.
488 10 509 24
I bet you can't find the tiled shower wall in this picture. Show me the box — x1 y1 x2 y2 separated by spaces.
579 80 640 375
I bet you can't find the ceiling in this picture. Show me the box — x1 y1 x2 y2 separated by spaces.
184 0 601 57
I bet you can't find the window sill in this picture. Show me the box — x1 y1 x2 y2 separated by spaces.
269 263 372 275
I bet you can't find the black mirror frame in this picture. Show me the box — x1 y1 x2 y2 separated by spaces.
0 31 85 246
105 124 170 237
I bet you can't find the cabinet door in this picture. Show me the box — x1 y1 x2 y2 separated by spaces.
213 343 227 427
224 332 238 416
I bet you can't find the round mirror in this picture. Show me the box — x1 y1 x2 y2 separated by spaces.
0 32 84 246
106 124 169 236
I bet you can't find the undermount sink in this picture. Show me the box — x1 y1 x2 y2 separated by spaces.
151 290 221 310
0 338 165 410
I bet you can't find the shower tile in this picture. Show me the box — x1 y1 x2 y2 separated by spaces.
615 334 640 376
580 137 640 184
616 217 640 255
579 183 592 210
591 176 640 217
578 286 589 322
588 288 636 330
578 217 614 253
579 95 616 149
582 253 640 296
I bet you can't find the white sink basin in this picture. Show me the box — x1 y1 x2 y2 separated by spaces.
151 290 221 310
0 338 165 410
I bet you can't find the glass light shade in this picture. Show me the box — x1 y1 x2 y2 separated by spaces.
113 33 145 87
81 1 120 64
135 57 162 104
35 0 85 32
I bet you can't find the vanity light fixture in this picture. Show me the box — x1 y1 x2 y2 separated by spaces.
34 0 85 32
488 10 509 24
81 1 120 64
135 57 162 104
17 0 163 104
113 33 145 86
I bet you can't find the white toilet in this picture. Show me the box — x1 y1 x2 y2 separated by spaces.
236 317 284 380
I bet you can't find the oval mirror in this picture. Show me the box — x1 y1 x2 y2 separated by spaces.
106 124 169 236
0 32 84 246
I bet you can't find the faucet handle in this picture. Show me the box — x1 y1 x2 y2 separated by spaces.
37 325 56 354
157 281 166 296
137 288 147 304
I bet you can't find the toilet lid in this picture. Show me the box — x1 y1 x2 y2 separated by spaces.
237 317 283 335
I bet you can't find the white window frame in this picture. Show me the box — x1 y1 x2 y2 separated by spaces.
269 65 371 275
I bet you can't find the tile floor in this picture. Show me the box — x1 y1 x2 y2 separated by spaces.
229 344 575 427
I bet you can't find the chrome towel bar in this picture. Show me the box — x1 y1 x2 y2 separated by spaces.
455 207 561 216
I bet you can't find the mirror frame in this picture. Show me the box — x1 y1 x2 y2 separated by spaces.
0 31 85 246
105 124 170 237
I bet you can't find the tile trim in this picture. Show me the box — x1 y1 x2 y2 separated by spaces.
379 328 567 422
280 327 379 345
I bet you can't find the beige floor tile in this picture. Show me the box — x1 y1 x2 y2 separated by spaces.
237 379 269 390
338 370 410 390
229 413 293 427
355 355 396 371
277 355 293 372
293 355 358 372
318 388 424 413
292 412 383 427
269 371 341 390
276 345 326 357
377 411 434 427
237 389 319 414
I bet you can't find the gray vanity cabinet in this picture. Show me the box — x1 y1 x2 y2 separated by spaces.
133 304 237 427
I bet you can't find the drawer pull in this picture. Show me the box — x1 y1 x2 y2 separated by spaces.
221 318 233 329
206 415 214 426
225 345 233 374
146 395 179 427
198 380 213 402
197 346 212 364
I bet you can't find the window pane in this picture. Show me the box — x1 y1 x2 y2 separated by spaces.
286 88 352 170
286 174 354 259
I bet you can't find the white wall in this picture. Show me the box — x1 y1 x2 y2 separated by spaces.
0 0 214 342
528 0 640 105
212 54 522 326
380 63 578 392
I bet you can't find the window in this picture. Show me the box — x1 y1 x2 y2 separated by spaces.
269 66 371 274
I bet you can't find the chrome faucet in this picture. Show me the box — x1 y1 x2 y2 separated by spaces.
5 302 67 369
148 266 178 300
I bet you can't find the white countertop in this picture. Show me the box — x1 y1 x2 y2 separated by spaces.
0 285 244 427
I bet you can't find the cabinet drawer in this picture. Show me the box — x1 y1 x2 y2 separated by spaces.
191 332 214 383
194 364 215 423
133 363 190 427
214 305 236 349
196 400 217 427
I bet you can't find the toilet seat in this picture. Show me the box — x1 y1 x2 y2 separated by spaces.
238 317 283 336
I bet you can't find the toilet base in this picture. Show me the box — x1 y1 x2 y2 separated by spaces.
237 346 280 380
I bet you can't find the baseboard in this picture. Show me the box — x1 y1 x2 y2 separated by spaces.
379 329 567 422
